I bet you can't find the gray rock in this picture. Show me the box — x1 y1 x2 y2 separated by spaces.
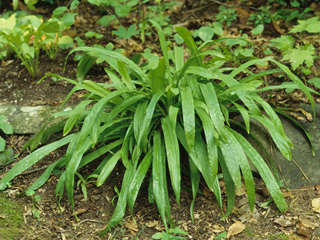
236 103 320 189
0 105 73 134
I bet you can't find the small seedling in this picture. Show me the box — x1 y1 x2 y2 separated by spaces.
216 6 238 27
76 172 96 201
247 6 272 27
112 186 120 208
113 24 140 57
85 31 104 39
152 226 188 239
193 22 224 42
26 190 42 221
215 231 227 239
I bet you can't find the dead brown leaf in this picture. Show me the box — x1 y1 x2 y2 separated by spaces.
299 215 319 229
125 220 138 232
274 216 295 227
212 224 225 233
71 208 88 216
227 221 245 239
311 198 320 213
296 222 312 238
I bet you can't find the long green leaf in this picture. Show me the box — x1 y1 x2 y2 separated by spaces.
66 47 149 84
189 157 200 223
117 60 135 90
106 93 145 122
232 101 250 133
150 57 166 93
162 116 181 205
66 136 91 207
27 156 66 192
218 150 236 219
186 75 204 101
97 150 121 186
133 102 147 142
177 124 213 188
128 147 153 214
230 58 315 120
77 88 134 149
76 55 96 83
174 45 184 72
63 100 92 136
229 128 287 212
141 20 172 85
196 107 218 179
175 27 201 66
219 132 242 190
0 134 75 190
273 107 315 156
100 162 136 235
250 114 292 160
226 128 255 211
200 83 227 142
137 91 163 151
181 86 195 150
152 130 169 231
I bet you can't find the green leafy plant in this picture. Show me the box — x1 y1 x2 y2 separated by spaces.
216 35 256 65
215 231 227 239
248 6 272 26
247 6 272 34
113 24 140 57
146 0 179 27
0 20 315 238
89 0 139 26
85 31 104 39
216 6 238 27
0 9 75 76
25 190 42 221
270 27 318 75
76 172 96 201
152 226 188 239
112 186 120 208
192 22 224 42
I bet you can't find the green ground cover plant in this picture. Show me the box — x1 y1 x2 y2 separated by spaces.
0 7 75 76
0 19 316 238
269 17 320 76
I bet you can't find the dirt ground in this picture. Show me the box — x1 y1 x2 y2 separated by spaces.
1 0 320 239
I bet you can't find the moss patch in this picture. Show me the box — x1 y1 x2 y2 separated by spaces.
0 193 24 239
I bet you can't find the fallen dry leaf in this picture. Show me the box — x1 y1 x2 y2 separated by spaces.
125 220 138 232
212 224 225 233
311 198 320 213
299 215 319 229
296 222 312 238
227 221 245 239
274 216 294 227
71 208 88 216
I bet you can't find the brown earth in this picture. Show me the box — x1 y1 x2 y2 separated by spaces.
1 0 320 239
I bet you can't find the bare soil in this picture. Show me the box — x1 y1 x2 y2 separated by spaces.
1 0 320 239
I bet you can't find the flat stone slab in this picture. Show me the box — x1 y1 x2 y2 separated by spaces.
0 105 73 134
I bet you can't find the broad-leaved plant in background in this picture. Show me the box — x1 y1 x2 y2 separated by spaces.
0 21 315 236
